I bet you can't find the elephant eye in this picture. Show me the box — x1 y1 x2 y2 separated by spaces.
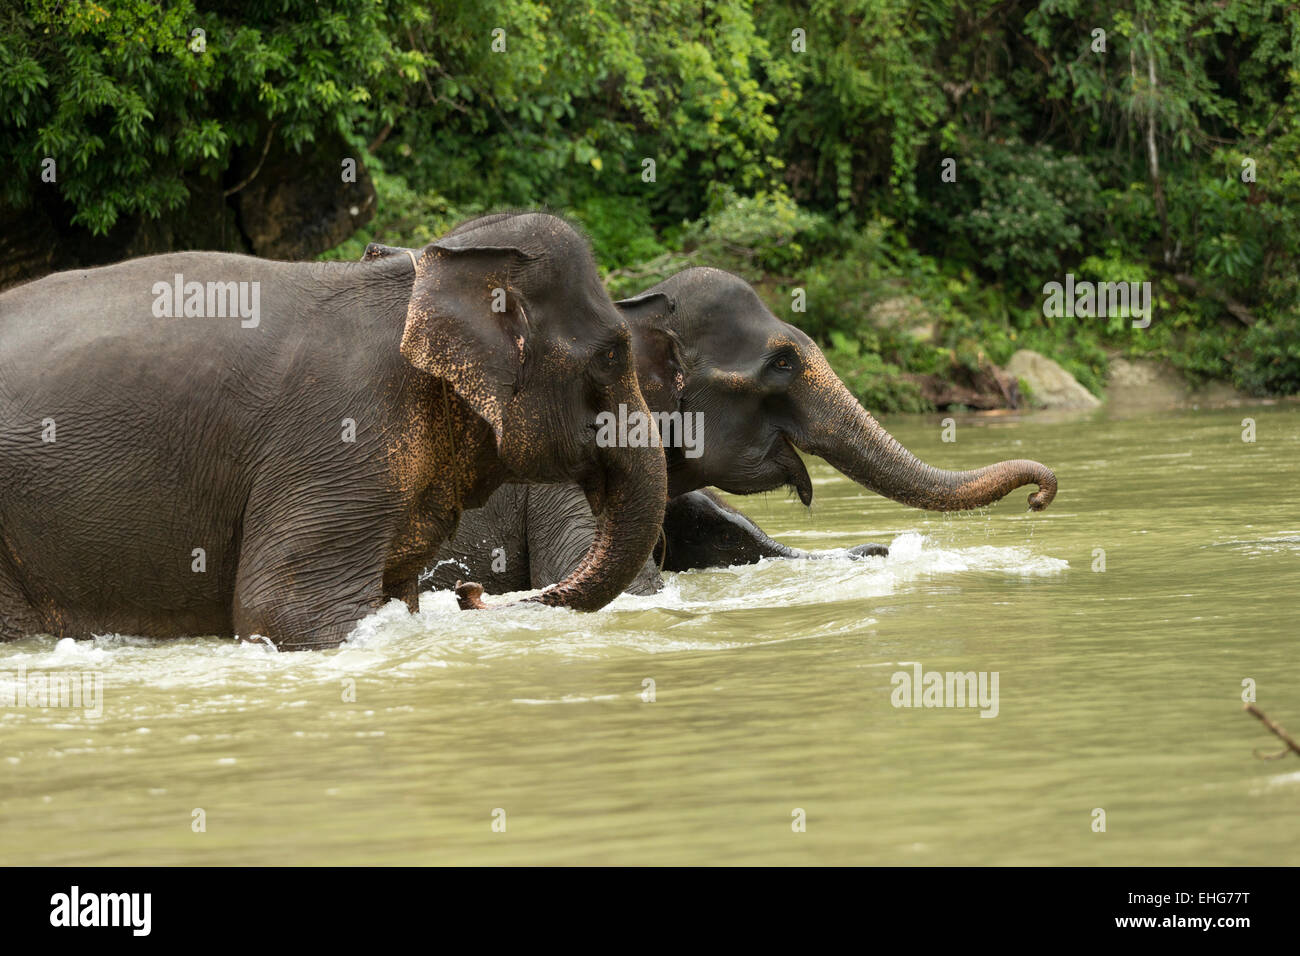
768 351 798 374
600 336 628 366
589 337 626 386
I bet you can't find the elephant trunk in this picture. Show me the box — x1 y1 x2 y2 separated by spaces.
526 444 667 610
457 383 667 613
746 526 803 560
796 368 1056 512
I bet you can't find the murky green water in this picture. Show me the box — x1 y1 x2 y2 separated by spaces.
2 403 1297 865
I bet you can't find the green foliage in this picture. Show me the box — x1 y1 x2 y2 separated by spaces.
754 0 947 217
823 332 929 414
788 215 1120 408
314 162 464 262
920 139 1101 288
378 0 790 223
8 0 1300 405
680 187 826 277
1 0 430 234
1235 315 1300 395
571 195 668 271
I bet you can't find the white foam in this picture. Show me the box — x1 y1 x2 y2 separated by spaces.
0 533 1065 688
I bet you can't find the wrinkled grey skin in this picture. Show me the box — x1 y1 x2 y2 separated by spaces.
422 483 626 593
422 486 888 595
406 261 1054 600
0 213 666 648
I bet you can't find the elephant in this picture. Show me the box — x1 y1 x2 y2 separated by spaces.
0 212 667 649
645 268 1055 513
356 252 1056 605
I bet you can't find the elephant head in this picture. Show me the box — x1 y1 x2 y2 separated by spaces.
657 489 889 571
380 214 668 610
620 267 1057 512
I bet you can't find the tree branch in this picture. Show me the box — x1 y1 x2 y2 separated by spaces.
223 122 278 198
1172 273 1256 326
1244 704 1300 760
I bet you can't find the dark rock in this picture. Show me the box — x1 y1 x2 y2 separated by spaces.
903 360 1023 410
232 129 376 260
0 127 375 291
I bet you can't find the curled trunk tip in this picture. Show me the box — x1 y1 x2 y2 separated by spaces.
1023 463 1057 511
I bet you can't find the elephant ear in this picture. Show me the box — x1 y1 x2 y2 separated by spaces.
401 241 537 445
617 291 684 408
616 290 675 320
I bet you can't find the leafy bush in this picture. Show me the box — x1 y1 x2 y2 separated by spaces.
571 195 670 271
377 0 791 224
680 187 826 277
919 138 1101 290
1234 315 1300 396
1 0 428 233
7 0 1300 405
822 331 929 414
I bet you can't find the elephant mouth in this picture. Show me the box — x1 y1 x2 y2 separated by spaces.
773 434 814 506
666 432 813 505
706 434 813 505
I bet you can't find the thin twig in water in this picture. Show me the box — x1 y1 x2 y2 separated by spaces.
1244 704 1300 760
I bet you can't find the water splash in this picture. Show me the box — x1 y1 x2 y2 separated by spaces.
419 557 471 583
0 533 1066 689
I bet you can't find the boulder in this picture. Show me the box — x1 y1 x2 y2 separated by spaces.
233 128 376 260
0 127 375 292
903 361 1022 410
1107 355 1251 409
1006 349 1101 409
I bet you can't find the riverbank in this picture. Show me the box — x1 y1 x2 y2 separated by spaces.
942 348 1271 415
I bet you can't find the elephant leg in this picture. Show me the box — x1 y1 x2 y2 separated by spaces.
232 555 385 650
0 557 43 642
231 502 390 651
527 484 663 596
421 485 530 595
382 571 420 613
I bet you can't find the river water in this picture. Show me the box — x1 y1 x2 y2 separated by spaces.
2 403 1297 864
